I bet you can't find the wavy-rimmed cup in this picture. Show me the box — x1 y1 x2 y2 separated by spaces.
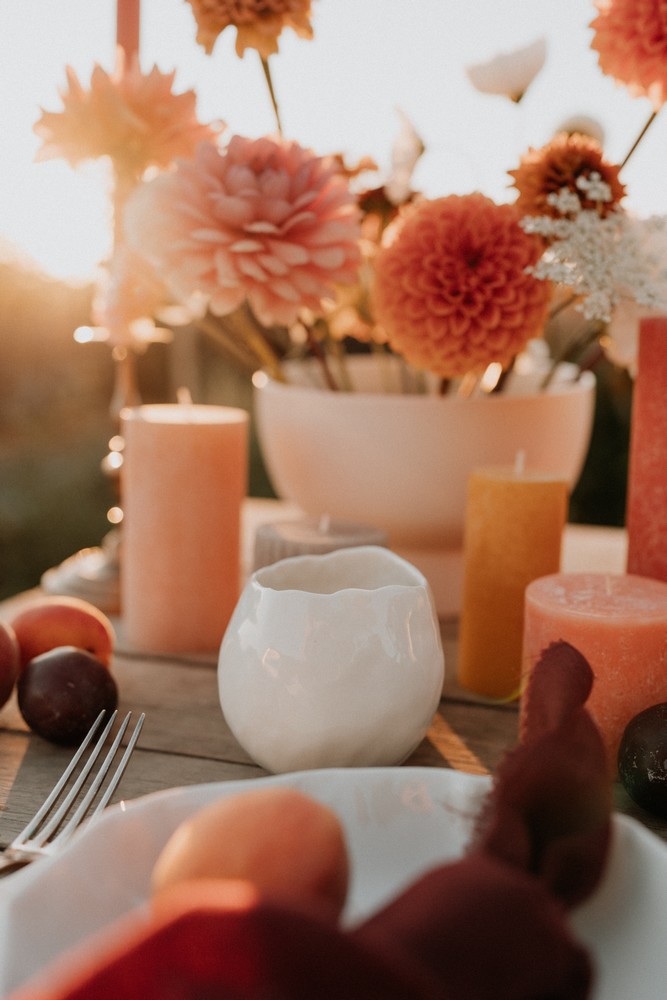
218 546 444 774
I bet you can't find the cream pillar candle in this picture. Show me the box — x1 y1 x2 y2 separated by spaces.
121 404 248 653
457 464 568 699
522 572 667 773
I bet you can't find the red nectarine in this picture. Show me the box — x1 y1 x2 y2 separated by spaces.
152 787 350 919
0 620 20 709
10 596 115 670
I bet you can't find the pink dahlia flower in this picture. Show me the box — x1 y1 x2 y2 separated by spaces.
371 194 551 379
33 52 217 182
590 0 667 106
125 135 361 329
186 0 313 58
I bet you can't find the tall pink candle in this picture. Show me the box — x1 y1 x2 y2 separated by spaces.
117 0 140 62
121 404 248 653
626 316 667 582
522 572 667 773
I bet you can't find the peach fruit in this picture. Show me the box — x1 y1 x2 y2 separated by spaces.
0 620 20 709
9 596 115 669
152 786 350 918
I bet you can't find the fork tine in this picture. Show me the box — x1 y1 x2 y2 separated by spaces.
24 711 120 848
14 710 109 845
51 711 145 846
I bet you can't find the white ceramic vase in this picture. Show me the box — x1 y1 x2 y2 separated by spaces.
254 353 596 615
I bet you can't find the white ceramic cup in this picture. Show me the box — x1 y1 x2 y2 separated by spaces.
218 546 445 773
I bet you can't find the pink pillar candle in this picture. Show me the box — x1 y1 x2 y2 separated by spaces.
522 572 667 773
117 0 140 62
121 404 248 653
626 316 667 582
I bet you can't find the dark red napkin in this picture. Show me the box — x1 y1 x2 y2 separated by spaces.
11 640 612 1000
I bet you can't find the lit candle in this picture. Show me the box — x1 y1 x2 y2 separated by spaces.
117 0 140 62
121 403 248 653
253 516 387 570
457 461 568 698
626 316 667 583
522 572 667 773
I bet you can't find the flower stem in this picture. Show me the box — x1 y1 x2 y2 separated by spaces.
619 109 659 172
261 56 283 135
304 324 339 390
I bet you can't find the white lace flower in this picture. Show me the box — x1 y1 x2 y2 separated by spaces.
521 189 667 326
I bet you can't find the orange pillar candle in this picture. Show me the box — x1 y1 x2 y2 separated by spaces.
522 572 667 773
121 404 248 653
457 465 568 698
626 316 667 583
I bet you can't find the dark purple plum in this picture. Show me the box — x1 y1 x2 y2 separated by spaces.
17 645 118 745
618 702 667 818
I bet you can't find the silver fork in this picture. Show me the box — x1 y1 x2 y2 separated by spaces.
0 709 145 876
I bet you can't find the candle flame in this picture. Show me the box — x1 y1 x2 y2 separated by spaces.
177 386 193 406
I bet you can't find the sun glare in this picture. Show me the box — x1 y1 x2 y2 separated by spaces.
1 159 112 283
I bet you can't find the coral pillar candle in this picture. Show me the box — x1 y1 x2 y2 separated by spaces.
522 573 667 773
458 464 568 698
626 316 667 583
117 0 140 62
121 404 248 653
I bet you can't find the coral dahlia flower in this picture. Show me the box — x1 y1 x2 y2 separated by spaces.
124 135 361 329
590 0 667 107
33 52 216 183
371 194 551 379
186 0 313 58
509 133 626 218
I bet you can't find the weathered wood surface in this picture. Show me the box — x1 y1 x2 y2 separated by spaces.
0 516 663 849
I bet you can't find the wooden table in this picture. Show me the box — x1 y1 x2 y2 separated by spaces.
0 504 664 851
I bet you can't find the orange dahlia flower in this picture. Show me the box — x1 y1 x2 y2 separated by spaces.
33 53 216 183
186 0 313 58
371 194 551 379
590 0 667 106
125 135 361 329
509 133 626 218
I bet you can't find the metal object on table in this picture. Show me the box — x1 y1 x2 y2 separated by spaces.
0 710 145 876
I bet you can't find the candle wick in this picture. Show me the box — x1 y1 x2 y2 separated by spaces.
319 514 332 535
514 449 526 475
177 386 193 406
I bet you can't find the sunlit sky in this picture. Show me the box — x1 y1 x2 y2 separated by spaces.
2 0 666 282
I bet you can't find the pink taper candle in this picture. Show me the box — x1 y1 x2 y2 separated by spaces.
522 572 667 774
117 0 140 62
121 404 248 653
626 316 667 582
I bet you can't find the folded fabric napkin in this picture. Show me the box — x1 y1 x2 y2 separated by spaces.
10 640 611 1000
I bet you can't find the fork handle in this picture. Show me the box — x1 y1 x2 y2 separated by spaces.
0 854 33 877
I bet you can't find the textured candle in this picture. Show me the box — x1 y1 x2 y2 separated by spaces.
626 316 667 583
522 572 667 773
121 404 248 653
117 0 140 61
253 516 387 570
458 466 568 698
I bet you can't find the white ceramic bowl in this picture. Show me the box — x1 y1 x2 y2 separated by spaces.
254 354 596 548
218 546 444 773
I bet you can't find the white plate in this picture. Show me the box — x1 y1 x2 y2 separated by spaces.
0 767 665 1000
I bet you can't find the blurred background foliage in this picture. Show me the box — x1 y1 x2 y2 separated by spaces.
0 256 632 601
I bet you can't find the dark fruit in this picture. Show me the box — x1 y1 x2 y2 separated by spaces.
618 702 667 818
17 645 118 746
